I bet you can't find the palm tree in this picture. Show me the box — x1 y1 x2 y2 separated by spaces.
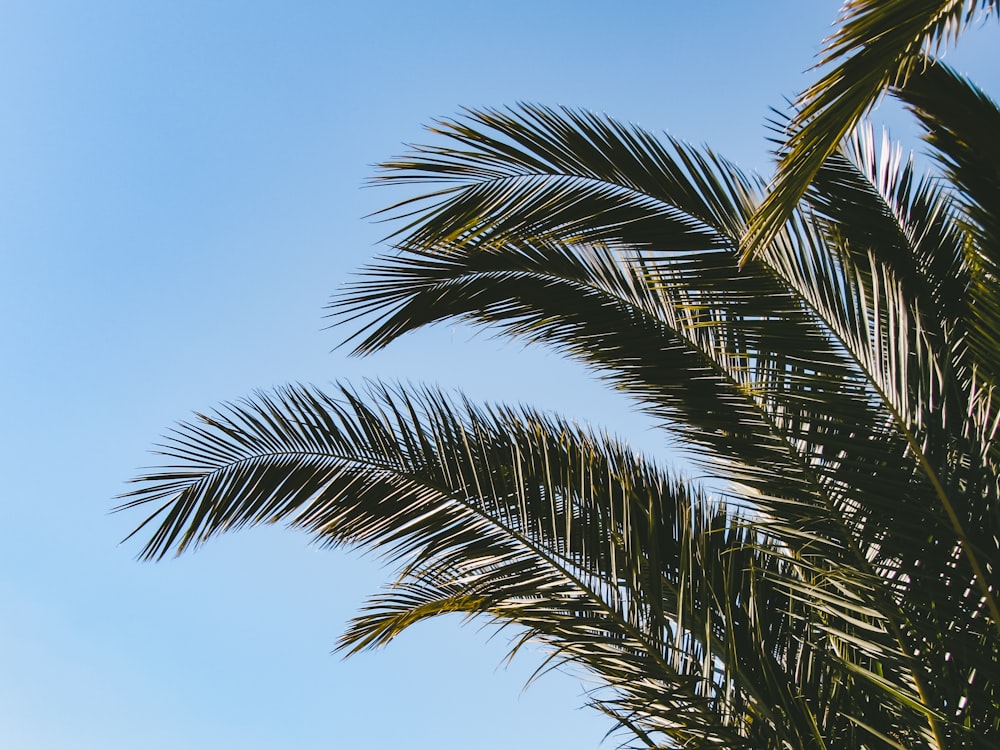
120 22 1000 750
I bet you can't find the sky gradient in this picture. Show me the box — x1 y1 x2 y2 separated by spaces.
2 3 998 748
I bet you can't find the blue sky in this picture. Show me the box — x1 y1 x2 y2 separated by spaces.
1 3 997 748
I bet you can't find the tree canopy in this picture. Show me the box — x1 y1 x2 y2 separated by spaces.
122 3 1000 747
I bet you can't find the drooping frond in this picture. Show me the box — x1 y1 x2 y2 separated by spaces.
743 0 998 260
339 108 929 582
121 382 965 747
121 384 747 745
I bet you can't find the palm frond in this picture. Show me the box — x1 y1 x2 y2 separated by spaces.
120 382 760 745
121 383 949 747
340 109 953 598
339 107 875 504
373 104 752 249
743 0 998 260
892 61 1000 425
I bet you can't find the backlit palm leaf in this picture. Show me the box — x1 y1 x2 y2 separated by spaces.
123 383 953 746
743 0 998 260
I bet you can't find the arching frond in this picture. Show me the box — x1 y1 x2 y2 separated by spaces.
743 0 998 260
373 104 752 250
121 382 953 747
338 109 942 586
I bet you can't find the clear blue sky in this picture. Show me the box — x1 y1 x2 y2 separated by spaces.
1 3 996 748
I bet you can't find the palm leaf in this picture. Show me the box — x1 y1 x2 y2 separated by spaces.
743 0 998 260
122 382 954 746
893 62 1000 449
339 108 940 592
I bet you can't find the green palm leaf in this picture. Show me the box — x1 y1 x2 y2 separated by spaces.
893 62 1000 442
122 382 951 747
339 107 933 581
743 0 998 260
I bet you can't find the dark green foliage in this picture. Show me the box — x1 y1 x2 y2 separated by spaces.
122 6 999 748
